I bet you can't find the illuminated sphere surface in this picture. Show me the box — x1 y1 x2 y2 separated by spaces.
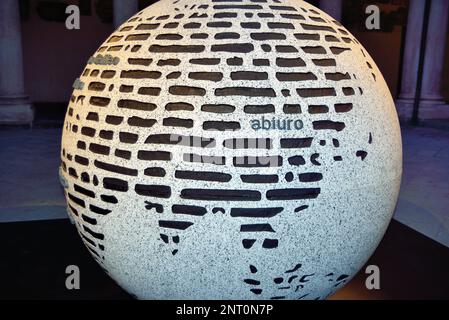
60 0 402 299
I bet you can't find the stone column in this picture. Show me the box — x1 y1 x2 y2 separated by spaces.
113 0 139 29
0 0 33 125
420 0 449 106
396 0 426 115
320 0 342 22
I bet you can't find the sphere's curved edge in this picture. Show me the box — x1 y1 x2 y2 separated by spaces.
60 0 402 300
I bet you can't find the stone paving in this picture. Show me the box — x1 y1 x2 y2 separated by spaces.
394 124 449 247
0 124 448 246
0 127 66 222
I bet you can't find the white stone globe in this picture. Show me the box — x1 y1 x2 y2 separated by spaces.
60 0 402 300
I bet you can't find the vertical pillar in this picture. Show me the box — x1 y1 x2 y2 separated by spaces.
420 0 449 106
113 0 139 29
320 0 343 22
396 0 426 116
0 0 34 125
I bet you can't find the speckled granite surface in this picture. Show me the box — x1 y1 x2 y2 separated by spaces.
58 0 402 299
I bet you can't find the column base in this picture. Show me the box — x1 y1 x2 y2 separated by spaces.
395 98 414 120
0 98 34 125
396 98 449 121
419 98 447 107
396 100 449 120
417 103 449 120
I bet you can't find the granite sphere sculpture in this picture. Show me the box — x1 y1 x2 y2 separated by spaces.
60 0 402 299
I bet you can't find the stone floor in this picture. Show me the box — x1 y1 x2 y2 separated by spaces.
0 124 449 247
394 124 449 247
0 127 67 222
